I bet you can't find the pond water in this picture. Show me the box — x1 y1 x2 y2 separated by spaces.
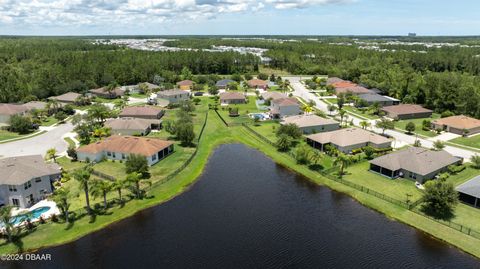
3 144 479 269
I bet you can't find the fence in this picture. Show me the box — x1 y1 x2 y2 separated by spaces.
240 122 480 241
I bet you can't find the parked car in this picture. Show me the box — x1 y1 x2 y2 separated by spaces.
194 92 204 96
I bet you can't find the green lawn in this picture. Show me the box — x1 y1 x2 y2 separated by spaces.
343 106 379 120
129 93 148 99
343 161 423 202
250 121 280 141
447 166 480 186
2 101 480 258
64 137 76 147
394 113 440 138
217 95 262 125
450 134 480 149
41 116 59 126
0 130 23 141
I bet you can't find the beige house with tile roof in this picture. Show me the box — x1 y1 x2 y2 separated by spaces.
381 104 433 120
105 118 153 136
369 147 462 183
219 92 246 105
0 155 61 208
281 114 339 134
306 127 392 153
0 104 29 125
48 92 82 104
432 115 480 135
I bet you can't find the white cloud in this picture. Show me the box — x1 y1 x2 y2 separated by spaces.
0 0 353 28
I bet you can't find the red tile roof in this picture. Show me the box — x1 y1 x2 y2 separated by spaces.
176 80 194 86
119 106 164 117
433 115 480 130
78 135 173 157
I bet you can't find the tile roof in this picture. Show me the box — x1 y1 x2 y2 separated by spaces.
358 93 399 102
0 104 29 116
326 77 344 85
247 79 268 87
219 92 246 100
176 80 194 86
119 106 164 117
381 104 433 115
306 127 391 147
0 155 61 185
48 92 81 102
261 91 287 101
105 118 152 131
331 81 357 88
335 86 373 95
432 115 480 130
282 114 338 128
271 97 299 107
139 82 160 90
77 135 173 157
369 147 460 176
157 89 190 96
23 101 47 111
89 87 125 97
456 175 480 199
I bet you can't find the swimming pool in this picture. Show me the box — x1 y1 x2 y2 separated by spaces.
9 206 51 225
249 113 268 120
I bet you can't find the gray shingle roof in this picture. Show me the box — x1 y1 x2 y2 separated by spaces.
358 93 398 102
456 176 480 199
0 155 61 185
216 79 235 87
307 127 391 147
369 147 460 176
282 115 338 128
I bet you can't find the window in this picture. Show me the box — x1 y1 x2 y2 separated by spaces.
112 152 116 158
11 198 19 207
152 154 157 161
35 177 42 183
8 185 17 192
24 181 32 190
107 151 112 156
122 154 126 159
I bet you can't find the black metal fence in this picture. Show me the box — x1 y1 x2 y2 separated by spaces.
241 122 480 241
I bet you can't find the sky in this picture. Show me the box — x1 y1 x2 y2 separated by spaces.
0 0 479 36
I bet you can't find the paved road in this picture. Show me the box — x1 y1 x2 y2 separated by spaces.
0 122 73 158
286 76 477 161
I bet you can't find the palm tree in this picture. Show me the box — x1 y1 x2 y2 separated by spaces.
338 109 346 126
327 104 336 115
47 99 60 114
360 120 371 130
53 188 70 222
126 172 151 199
112 178 128 202
0 206 15 242
73 167 93 214
303 105 313 115
310 149 323 165
46 148 57 162
90 180 112 210
334 153 352 178
471 155 480 169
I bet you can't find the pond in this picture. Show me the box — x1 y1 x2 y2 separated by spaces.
3 144 479 268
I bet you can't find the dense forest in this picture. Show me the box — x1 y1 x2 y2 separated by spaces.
1 37 480 117
166 38 480 117
0 38 258 102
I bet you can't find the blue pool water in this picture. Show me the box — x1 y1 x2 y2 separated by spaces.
10 206 51 225
250 113 266 120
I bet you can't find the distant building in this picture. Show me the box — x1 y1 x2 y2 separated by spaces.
156 90 190 104
381 104 433 120
281 114 339 134
89 87 125 99
408 33 417 37
23 101 47 111
48 92 82 104
369 147 461 183
269 98 301 118
432 115 480 136
357 93 400 107
260 91 287 101
0 104 29 125
0 155 61 208
215 79 235 90
176 80 194 91
219 92 246 105
247 79 268 90
77 136 174 166
119 106 164 129
306 128 392 154
105 118 153 136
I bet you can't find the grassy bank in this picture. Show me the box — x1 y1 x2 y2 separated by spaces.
1 103 480 259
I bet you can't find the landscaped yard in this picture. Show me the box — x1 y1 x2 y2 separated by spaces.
450 134 480 149
0 130 23 141
343 106 379 120
394 113 441 138
216 95 263 125
41 116 60 126
342 161 423 202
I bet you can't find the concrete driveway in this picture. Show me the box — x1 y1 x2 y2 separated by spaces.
0 122 74 158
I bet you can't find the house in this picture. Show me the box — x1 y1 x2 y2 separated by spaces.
357 93 400 107
137 82 160 93
0 155 61 208
247 79 268 89
0 104 29 125
216 79 235 89
326 77 344 85
269 98 300 118
260 91 287 101
23 101 47 111
48 92 82 104
456 176 480 209
219 92 246 105
369 147 461 183
156 90 190 104
176 80 194 90
77 135 174 166
281 115 339 134
119 106 164 129
306 127 392 154
381 104 433 120
89 87 125 99
432 115 480 136
335 85 372 95
105 118 153 136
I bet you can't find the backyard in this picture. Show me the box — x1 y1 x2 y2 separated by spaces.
394 113 441 138
216 95 263 125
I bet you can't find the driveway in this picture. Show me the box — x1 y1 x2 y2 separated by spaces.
0 122 74 158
